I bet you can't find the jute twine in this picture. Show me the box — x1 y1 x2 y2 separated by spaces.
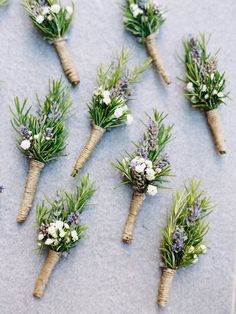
145 34 171 85
53 38 80 86
157 267 176 307
33 249 61 298
122 191 145 243
206 109 226 154
71 124 105 177
17 159 44 223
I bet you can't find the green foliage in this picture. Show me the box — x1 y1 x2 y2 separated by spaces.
88 49 150 129
161 179 214 270
23 0 74 40
10 78 71 164
0 0 8 6
112 109 173 194
123 0 166 43
182 34 228 111
36 175 95 252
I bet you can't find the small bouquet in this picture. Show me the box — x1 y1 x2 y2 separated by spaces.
23 1 80 85
123 0 171 85
157 179 214 307
11 78 71 223
182 34 228 154
71 49 150 177
113 110 173 243
33 176 95 298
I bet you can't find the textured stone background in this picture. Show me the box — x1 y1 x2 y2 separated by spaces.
0 1 235 313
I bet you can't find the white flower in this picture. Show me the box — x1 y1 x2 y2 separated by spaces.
138 158 145 163
93 86 103 96
71 230 78 241
145 160 153 168
126 114 133 125
47 15 53 21
212 89 217 95
191 96 197 103
64 223 70 229
66 6 73 16
188 246 194 253
45 238 54 245
156 167 162 174
36 15 44 24
48 225 57 238
42 7 50 15
135 163 146 173
59 230 66 238
201 85 207 92
147 185 158 196
34 134 40 140
145 168 156 181
204 94 209 100
55 220 64 230
200 244 207 253
114 107 123 118
20 139 31 150
102 90 111 105
38 233 44 241
192 254 199 264
50 4 61 14
186 82 194 92
130 4 143 17
217 92 224 98
210 73 214 80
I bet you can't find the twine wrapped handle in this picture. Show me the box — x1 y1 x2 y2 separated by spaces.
145 34 171 85
157 267 176 307
53 38 80 86
71 124 105 177
122 191 145 243
17 159 44 223
206 109 226 154
33 249 61 298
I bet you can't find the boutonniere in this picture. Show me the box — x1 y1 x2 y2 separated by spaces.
33 176 95 298
182 34 229 154
23 1 79 85
157 179 214 307
71 49 150 177
123 0 171 84
11 78 71 223
113 110 173 243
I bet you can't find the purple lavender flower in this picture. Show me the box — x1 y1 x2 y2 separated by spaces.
111 76 131 100
19 125 32 140
47 102 62 121
186 201 202 226
156 154 170 170
137 139 149 159
172 226 188 253
189 36 202 68
147 118 158 151
68 212 80 226
44 127 53 140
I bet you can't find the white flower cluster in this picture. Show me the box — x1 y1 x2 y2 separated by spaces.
35 4 73 24
186 76 225 104
20 131 52 151
131 156 162 196
38 220 78 247
188 244 207 264
130 3 143 18
93 87 133 125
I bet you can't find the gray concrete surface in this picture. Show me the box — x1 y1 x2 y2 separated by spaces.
0 1 235 313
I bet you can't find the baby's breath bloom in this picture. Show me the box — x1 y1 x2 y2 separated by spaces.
186 82 194 92
147 184 158 196
145 168 156 181
114 107 123 118
45 238 54 245
71 230 78 241
50 4 61 14
20 139 31 150
36 15 44 24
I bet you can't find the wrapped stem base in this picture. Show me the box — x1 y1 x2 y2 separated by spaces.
33 249 61 298
206 109 226 154
71 124 105 177
157 267 176 307
53 38 80 86
145 34 171 85
17 160 44 223
122 191 145 243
